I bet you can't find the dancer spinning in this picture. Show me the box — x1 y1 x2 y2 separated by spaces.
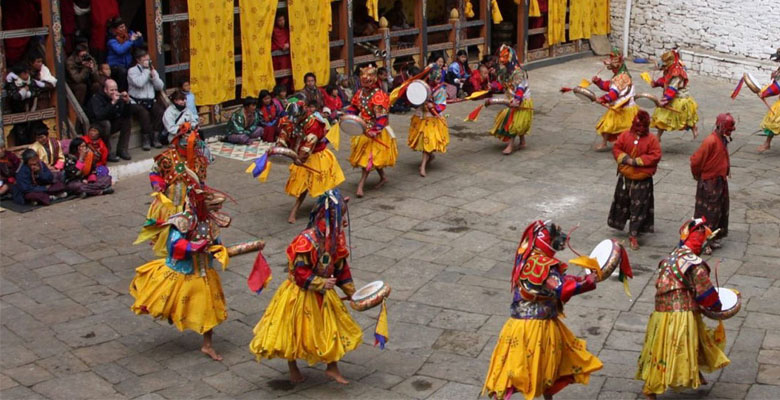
277 101 345 223
407 64 449 177
345 65 398 197
757 48 780 152
483 220 602 400
650 49 699 142
636 218 729 399
489 45 534 155
130 183 232 361
593 48 639 150
249 189 362 384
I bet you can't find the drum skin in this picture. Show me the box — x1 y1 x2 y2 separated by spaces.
406 80 432 106
743 72 762 94
589 239 622 282
634 93 661 108
701 287 742 320
350 281 391 311
339 115 367 136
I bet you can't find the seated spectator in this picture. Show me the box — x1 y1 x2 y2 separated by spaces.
469 64 501 95
86 79 131 161
63 137 113 198
91 63 112 99
384 0 410 30
180 80 198 117
224 97 262 145
12 149 68 206
323 84 343 115
297 72 325 110
321 107 334 125
5 64 40 113
66 43 98 105
257 89 284 142
447 49 473 97
377 67 391 93
390 64 418 114
29 53 57 89
273 84 289 109
338 74 354 102
0 139 21 197
127 49 165 150
162 90 199 144
82 125 110 166
30 125 65 174
106 17 143 91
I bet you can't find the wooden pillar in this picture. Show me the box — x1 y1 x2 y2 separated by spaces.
417 0 428 64
145 0 165 73
516 0 527 63
342 0 354 75
40 0 67 138
0 6 5 133
377 18 391 70
481 0 490 55
448 8 460 60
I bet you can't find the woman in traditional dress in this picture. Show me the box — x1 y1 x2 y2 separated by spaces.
592 49 639 150
490 45 534 155
249 189 361 384
650 49 699 142
407 64 450 177
483 220 602 400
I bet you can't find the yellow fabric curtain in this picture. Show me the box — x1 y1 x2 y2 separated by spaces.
367 0 379 22
547 0 567 46
491 0 503 24
239 0 278 97
188 0 235 105
528 0 541 18
592 0 611 35
569 0 592 40
288 0 331 90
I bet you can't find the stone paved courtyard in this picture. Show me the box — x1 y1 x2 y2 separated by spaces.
1 57 779 399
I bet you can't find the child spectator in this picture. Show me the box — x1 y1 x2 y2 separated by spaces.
180 80 198 117
63 137 114 197
163 90 199 144
224 97 262 145
29 53 58 89
91 63 112 99
5 64 40 113
273 84 289 109
82 125 110 166
12 149 68 206
323 84 343 115
30 125 65 174
258 89 284 142
0 139 21 197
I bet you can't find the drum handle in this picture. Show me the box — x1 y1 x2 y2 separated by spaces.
564 224 582 257
712 258 723 293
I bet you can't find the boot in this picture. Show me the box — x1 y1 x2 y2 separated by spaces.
107 154 120 163
118 150 132 160
151 133 163 149
142 136 151 151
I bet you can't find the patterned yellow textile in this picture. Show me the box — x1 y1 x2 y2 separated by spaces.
651 97 699 131
569 0 593 40
491 0 503 24
349 129 399 169
592 0 611 35
761 99 780 135
239 0 278 97
249 279 362 365
288 0 331 91
366 0 379 22
528 0 541 17
596 104 639 137
285 149 345 198
188 0 235 105
408 115 450 153
547 0 567 46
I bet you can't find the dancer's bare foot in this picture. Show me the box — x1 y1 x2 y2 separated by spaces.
287 214 296 224
325 362 349 384
502 141 514 155
518 138 527 149
356 187 364 198
757 143 771 152
288 361 305 383
656 130 664 143
373 177 388 190
691 126 699 140
201 345 223 361
419 165 427 177
594 142 608 151
644 394 657 400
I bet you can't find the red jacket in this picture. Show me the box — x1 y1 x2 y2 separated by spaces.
690 133 729 181
613 130 662 180
82 135 109 166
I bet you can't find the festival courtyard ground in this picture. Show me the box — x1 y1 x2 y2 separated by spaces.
1 57 780 399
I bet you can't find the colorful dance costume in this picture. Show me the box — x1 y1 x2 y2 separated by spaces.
136 123 211 256
250 190 362 365
408 65 450 154
346 65 398 171
490 45 534 141
130 185 231 334
759 66 780 137
277 103 345 198
593 49 639 141
650 50 699 133
483 220 602 400
636 218 729 396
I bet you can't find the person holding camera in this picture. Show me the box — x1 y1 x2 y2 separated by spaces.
128 49 165 150
107 17 144 91
66 43 99 105
86 79 132 161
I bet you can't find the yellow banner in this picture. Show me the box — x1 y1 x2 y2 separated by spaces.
188 0 235 105
592 0 611 35
568 0 593 41
289 0 331 90
547 0 566 46
240 0 278 97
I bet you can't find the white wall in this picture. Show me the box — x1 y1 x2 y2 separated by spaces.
609 0 779 81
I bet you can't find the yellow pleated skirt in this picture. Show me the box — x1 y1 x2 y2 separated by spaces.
249 279 363 365
285 149 345 198
596 104 639 138
489 98 534 141
482 318 603 400
408 115 450 153
760 99 780 136
635 311 730 396
129 259 227 334
651 96 699 131
348 128 398 169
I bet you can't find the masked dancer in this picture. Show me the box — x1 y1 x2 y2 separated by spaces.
490 45 534 155
757 49 780 152
593 49 639 150
408 64 449 177
650 49 699 142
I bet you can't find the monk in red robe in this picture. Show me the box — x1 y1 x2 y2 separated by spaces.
272 14 292 91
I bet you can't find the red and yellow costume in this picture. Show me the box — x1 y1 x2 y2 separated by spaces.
759 66 780 136
250 190 362 365
636 219 729 396
593 49 639 141
489 45 534 141
483 220 602 400
346 66 398 170
650 50 699 132
278 106 345 197
408 65 450 154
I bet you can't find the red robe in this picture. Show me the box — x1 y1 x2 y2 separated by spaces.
271 26 292 71
690 133 729 181
90 0 119 52
2 0 41 66
612 131 662 180
82 135 109 166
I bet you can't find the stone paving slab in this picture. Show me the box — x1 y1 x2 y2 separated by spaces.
2 56 779 399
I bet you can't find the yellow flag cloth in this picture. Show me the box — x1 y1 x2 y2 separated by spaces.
367 0 379 22
579 79 591 88
465 0 475 18
374 300 389 349
289 0 331 90
640 72 652 84
244 160 272 182
568 255 603 280
491 0 503 24
568 0 592 40
134 192 175 256
592 0 611 35
528 0 541 17
208 245 230 271
326 122 340 151
466 90 491 100
188 0 235 105
547 0 566 46
239 0 278 97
